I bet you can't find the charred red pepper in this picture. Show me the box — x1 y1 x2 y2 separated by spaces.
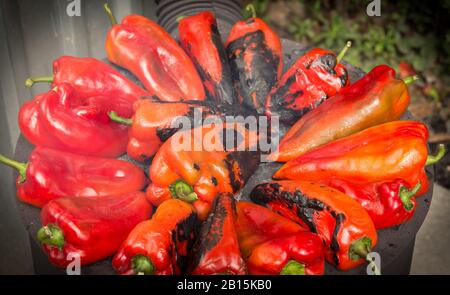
179 12 236 105
270 65 417 162
104 4 205 102
235 201 324 275
20 83 131 157
37 192 152 267
250 181 378 272
187 193 246 275
226 5 282 113
146 123 260 220
0 147 147 208
274 121 446 229
24 56 148 104
113 199 198 275
265 44 350 124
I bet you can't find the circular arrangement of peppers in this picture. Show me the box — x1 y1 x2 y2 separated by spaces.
0 5 446 275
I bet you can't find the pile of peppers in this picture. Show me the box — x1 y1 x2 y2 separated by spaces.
0 3 446 275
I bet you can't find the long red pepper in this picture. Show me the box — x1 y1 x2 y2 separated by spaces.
226 5 282 113
25 56 149 104
104 4 206 102
0 147 146 207
28 83 130 157
179 12 236 105
38 192 152 267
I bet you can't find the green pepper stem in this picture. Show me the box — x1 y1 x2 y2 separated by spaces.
37 224 65 250
279 260 305 275
336 41 352 64
24 76 54 88
176 15 187 22
349 237 381 275
0 154 27 182
245 4 257 18
108 111 133 126
402 75 419 85
169 180 198 203
132 254 155 275
426 144 446 166
103 3 117 26
399 182 421 211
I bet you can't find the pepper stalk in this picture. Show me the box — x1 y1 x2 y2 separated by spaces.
348 237 381 275
37 224 65 250
0 154 28 182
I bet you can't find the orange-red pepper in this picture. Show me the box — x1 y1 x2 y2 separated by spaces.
179 12 236 105
250 181 378 272
235 201 324 275
265 47 349 124
38 192 152 267
225 6 282 113
112 199 198 275
146 123 260 220
104 4 205 102
274 121 446 229
270 65 415 162
188 193 246 274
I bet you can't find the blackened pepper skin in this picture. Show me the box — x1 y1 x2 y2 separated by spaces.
226 17 282 114
250 181 377 271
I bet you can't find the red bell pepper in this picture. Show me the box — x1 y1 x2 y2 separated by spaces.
104 4 206 102
270 65 417 162
0 147 147 207
179 12 236 105
37 192 152 267
113 199 198 275
20 83 131 157
226 5 282 113
146 122 260 221
265 45 350 124
25 56 149 104
235 201 324 275
250 181 378 272
274 121 446 229
188 193 246 274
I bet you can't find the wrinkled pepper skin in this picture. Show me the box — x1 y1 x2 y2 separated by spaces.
146 123 260 220
105 14 206 102
226 16 282 113
265 48 349 124
38 192 152 267
188 193 246 275
179 12 236 105
0 147 146 208
235 202 324 275
19 83 131 157
113 199 198 275
271 65 411 162
326 178 423 229
250 181 377 271
27 56 149 104
274 121 430 195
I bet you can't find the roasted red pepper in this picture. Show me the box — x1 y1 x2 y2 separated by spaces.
113 199 198 275
0 147 147 207
270 65 416 162
226 5 282 113
37 192 152 267
179 12 236 105
187 193 246 274
146 123 260 220
250 181 378 272
108 99 219 162
25 56 148 104
104 4 205 102
265 45 350 124
235 201 324 275
20 83 131 157
274 121 446 229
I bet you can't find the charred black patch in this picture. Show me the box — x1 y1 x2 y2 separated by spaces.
156 127 182 142
172 212 199 273
211 176 218 186
339 70 349 87
311 54 337 75
225 151 260 193
193 163 200 170
227 30 280 113
329 212 346 266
